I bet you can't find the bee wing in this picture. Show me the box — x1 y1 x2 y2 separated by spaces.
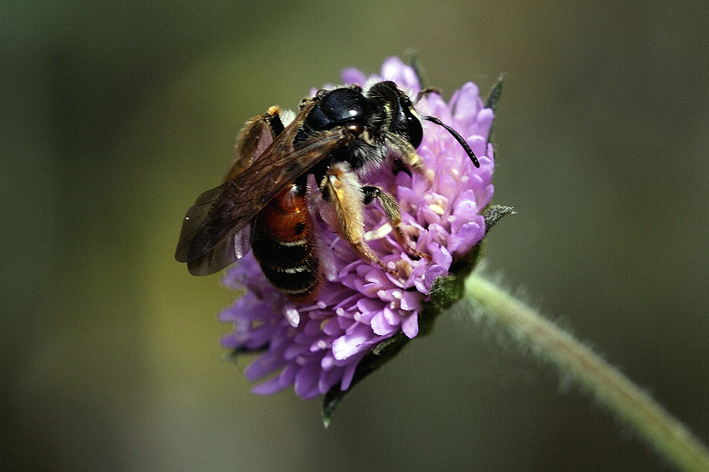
175 110 358 275
173 182 253 275
182 222 253 277
175 111 279 276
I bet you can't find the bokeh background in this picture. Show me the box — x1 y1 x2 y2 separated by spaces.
2 1 707 471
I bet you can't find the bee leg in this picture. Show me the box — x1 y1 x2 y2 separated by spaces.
225 106 286 181
362 186 427 260
385 133 424 172
322 162 395 274
415 87 442 103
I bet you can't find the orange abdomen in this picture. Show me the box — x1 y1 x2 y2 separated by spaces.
251 184 320 302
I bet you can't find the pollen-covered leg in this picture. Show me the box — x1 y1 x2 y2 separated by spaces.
225 106 285 181
362 185 427 260
385 133 424 172
321 162 395 274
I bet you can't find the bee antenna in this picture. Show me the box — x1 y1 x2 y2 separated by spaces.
422 116 480 168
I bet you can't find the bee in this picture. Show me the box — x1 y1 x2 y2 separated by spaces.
175 80 479 302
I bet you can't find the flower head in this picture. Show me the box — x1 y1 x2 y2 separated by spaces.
219 57 497 402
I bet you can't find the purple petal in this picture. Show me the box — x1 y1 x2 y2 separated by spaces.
251 376 288 396
381 57 420 92
401 313 419 338
294 361 321 398
245 350 286 382
332 324 373 360
341 67 367 86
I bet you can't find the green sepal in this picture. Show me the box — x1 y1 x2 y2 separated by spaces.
486 74 504 112
227 345 268 357
406 49 430 90
484 205 515 232
485 75 504 146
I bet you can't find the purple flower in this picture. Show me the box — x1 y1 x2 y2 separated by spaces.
218 57 496 400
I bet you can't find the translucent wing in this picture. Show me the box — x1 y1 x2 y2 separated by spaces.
175 100 358 275
175 113 277 276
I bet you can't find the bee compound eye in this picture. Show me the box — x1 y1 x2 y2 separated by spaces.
406 112 423 148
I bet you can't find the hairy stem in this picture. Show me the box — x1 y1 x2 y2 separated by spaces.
463 273 709 472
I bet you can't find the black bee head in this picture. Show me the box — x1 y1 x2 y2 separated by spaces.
365 81 423 148
302 82 423 149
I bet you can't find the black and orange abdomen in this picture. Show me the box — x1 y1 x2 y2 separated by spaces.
251 183 320 302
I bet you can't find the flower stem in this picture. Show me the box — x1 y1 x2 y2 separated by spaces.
463 273 709 472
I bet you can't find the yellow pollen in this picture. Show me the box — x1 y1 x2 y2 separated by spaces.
429 203 446 215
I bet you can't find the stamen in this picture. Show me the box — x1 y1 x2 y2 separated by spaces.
365 223 393 241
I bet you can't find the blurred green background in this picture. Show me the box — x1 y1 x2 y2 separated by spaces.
2 1 707 470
